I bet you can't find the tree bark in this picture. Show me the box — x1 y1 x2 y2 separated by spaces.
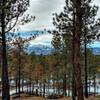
84 27 88 98
74 0 84 100
72 7 77 100
1 0 10 99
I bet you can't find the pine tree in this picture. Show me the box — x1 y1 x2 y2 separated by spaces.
0 0 33 99
81 1 99 98
51 0 100 99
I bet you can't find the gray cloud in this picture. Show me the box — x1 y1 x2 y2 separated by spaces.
20 0 100 31
29 0 64 14
20 0 65 31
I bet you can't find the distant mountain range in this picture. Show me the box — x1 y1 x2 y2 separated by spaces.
91 47 100 55
28 44 54 55
28 44 100 55
11 30 100 55
13 30 46 37
19 30 53 55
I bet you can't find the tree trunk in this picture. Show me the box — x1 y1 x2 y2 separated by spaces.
63 73 67 96
39 82 42 96
1 0 10 99
26 80 28 93
18 49 21 97
74 0 84 100
57 74 60 95
72 7 77 100
15 76 18 94
68 73 71 97
43 82 45 97
29 71 32 94
93 72 96 95
21 74 24 93
72 71 77 100
84 28 88 98
36 80 39 96
89 77 91 94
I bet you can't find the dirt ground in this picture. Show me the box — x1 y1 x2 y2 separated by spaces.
11 94 67 100
11 96 100 100
11 97 67 100
0 94 100 100
11 97 100 100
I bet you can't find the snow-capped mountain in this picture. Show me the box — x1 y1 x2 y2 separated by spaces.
28 44 54 55
92 47 100 55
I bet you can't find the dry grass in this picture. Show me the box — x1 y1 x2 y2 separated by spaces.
0 94 100 100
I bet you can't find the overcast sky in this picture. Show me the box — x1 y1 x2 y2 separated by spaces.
19 0 100 47
20 0 100 31
20 0 65 31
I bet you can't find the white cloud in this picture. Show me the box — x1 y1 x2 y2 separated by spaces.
20 0 100 31
30 33 53 46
